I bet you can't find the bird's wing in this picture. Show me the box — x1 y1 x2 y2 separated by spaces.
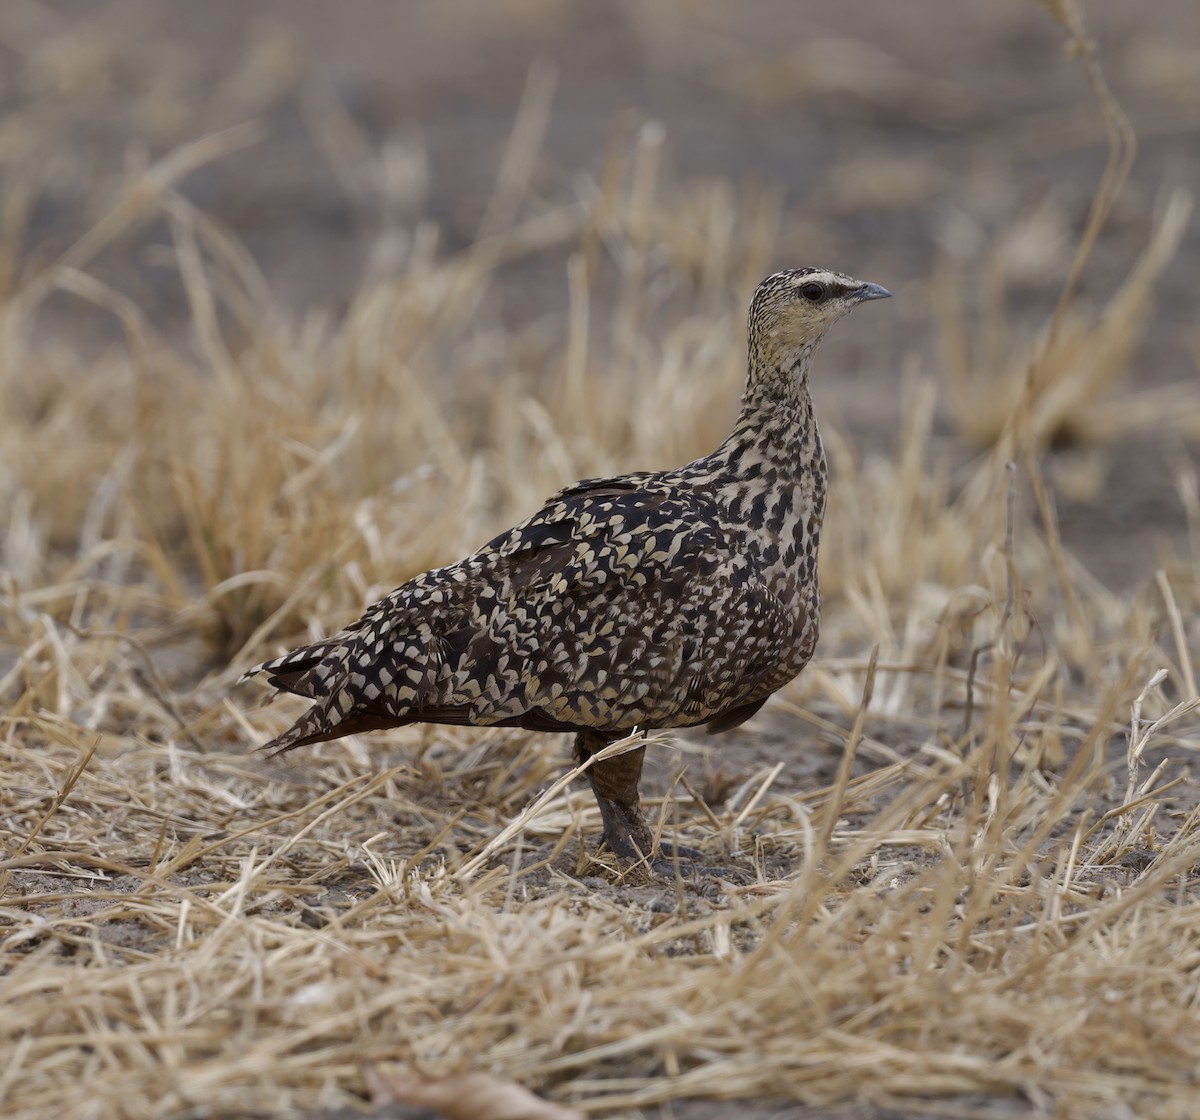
474 484 802 730
544 473 652 502
248 479 801 752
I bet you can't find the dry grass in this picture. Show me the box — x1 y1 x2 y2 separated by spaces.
3 3 1200 1119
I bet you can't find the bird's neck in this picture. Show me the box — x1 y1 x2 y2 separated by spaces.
683 352 827 611
702 350 827 488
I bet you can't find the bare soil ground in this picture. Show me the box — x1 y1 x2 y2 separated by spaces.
3 2 1200 1119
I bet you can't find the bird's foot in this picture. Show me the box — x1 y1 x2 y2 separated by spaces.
656 838 704 862
595 822 744 883
646 853 751 884
590 792 747 882
593 798 656 861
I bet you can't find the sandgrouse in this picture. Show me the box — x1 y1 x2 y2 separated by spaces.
245 268 890 868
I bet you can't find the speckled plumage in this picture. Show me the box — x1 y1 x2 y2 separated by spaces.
245 268 891 863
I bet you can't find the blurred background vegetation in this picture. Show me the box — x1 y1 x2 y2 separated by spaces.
4 1 1198 572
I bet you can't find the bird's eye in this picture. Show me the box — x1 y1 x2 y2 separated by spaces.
798 282 826 303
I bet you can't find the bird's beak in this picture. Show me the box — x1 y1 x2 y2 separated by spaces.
853 282 892 302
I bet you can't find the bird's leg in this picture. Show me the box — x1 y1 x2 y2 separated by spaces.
573 731 705 867
574 730 654 859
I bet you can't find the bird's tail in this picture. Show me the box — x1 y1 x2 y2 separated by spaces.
245 632 422 754
257 687 411 755
257 702 337 755
241 641 340 699
242 641 348 754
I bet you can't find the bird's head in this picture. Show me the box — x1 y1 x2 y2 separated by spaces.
747 267 891 381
